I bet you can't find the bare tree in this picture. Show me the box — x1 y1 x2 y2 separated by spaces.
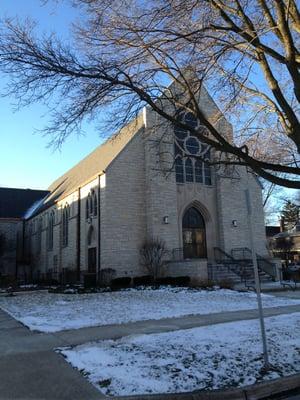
140 238 168 281
0 0 300 187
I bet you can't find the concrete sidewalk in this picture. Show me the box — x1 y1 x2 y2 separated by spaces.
1 301 300 399
0 310 103 400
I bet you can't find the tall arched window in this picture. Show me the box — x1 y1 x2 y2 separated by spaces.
195 160 203 183
175 157 184 183
36 217 42 254
185 158 194 182
92 191 97 216
86 195 90 219
174 111 212 185
87 225 95 246
47 211 55 251
182 207 207 259
86 190 98 218
62 205 70 247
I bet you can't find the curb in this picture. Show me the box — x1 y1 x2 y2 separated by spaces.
115 373 300 400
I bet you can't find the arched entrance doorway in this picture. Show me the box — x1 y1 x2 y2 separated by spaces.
182 207 207 259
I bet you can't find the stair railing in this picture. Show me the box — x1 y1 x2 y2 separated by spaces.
231 247 276 280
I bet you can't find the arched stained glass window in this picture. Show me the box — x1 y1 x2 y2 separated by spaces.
185 158 194 182
184 112 198 129
175 157 184 183
47 211 55 251
62 205 70 247
86 197 90 219
174 110 212 185
92 191 97 216
195 160 203 183
36 217 42 254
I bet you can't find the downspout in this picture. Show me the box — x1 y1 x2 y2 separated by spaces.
97 174 101 283
76 187 81 281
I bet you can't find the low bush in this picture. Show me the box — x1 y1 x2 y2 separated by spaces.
99 268 116 286
83 273 97 289
155 276 191 286
111 276 132 289
133 275 154 286
189 278 215 289
218 278 234 290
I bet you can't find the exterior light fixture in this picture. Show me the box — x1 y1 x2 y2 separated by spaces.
232 220 237 227
163 216 169 224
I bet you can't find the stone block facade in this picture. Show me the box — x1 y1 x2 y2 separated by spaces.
0 219 23 277
2 86 269 284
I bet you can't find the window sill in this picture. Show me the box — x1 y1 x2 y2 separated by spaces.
176 182 214 188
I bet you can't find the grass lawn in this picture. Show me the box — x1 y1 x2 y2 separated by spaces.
59 312 300 396
0 287 300 332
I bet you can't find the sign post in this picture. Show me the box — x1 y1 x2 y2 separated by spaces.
245 187 270 369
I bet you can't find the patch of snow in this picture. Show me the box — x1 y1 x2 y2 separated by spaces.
0 288 299 333
59 312 300 396
23 195 48 219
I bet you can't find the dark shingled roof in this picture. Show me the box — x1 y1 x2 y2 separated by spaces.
266 226 281 237
42 115 144 209
0 187 49 219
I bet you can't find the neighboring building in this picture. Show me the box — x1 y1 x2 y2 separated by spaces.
270 223 300 265
0 188 49 279
266 226 281 240
0 86 270 284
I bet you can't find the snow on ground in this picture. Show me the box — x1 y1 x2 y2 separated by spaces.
0 287 300 333
59 312 300 396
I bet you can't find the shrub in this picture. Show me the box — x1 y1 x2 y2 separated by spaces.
99 268 116 286
218 278 234 290
133 275 154 286
155 276 191 286
140 238 168 281
189 278 215 289
83 273 97 288
111 277 132 289
173 276 191 286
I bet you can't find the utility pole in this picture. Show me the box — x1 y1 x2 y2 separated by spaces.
245 186 270 369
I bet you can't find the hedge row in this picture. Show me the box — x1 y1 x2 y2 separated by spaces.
110 275 191 289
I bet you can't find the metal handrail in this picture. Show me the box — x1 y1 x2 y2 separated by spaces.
231 247 276 280
213 247 253 283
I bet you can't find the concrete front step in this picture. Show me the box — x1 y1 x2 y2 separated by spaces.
208 264 274 285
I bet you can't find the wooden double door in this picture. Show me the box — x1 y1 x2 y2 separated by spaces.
182 207 207 259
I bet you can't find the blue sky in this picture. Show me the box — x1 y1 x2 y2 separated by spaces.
0 1 104 189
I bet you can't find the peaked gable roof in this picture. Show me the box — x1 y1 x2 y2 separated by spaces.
33 113 145 214
0 187 49 219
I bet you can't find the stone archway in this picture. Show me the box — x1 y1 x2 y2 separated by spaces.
182 207 207 259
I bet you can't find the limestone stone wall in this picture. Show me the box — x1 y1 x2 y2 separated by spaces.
216 166 268 257
79 177 99 275
24 190 80 278
20 82 268 282
143 110 180 253
0 219 23 276
165 260 208 281
100 129 148 277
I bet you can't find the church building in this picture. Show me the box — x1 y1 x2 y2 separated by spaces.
0 86 270 285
